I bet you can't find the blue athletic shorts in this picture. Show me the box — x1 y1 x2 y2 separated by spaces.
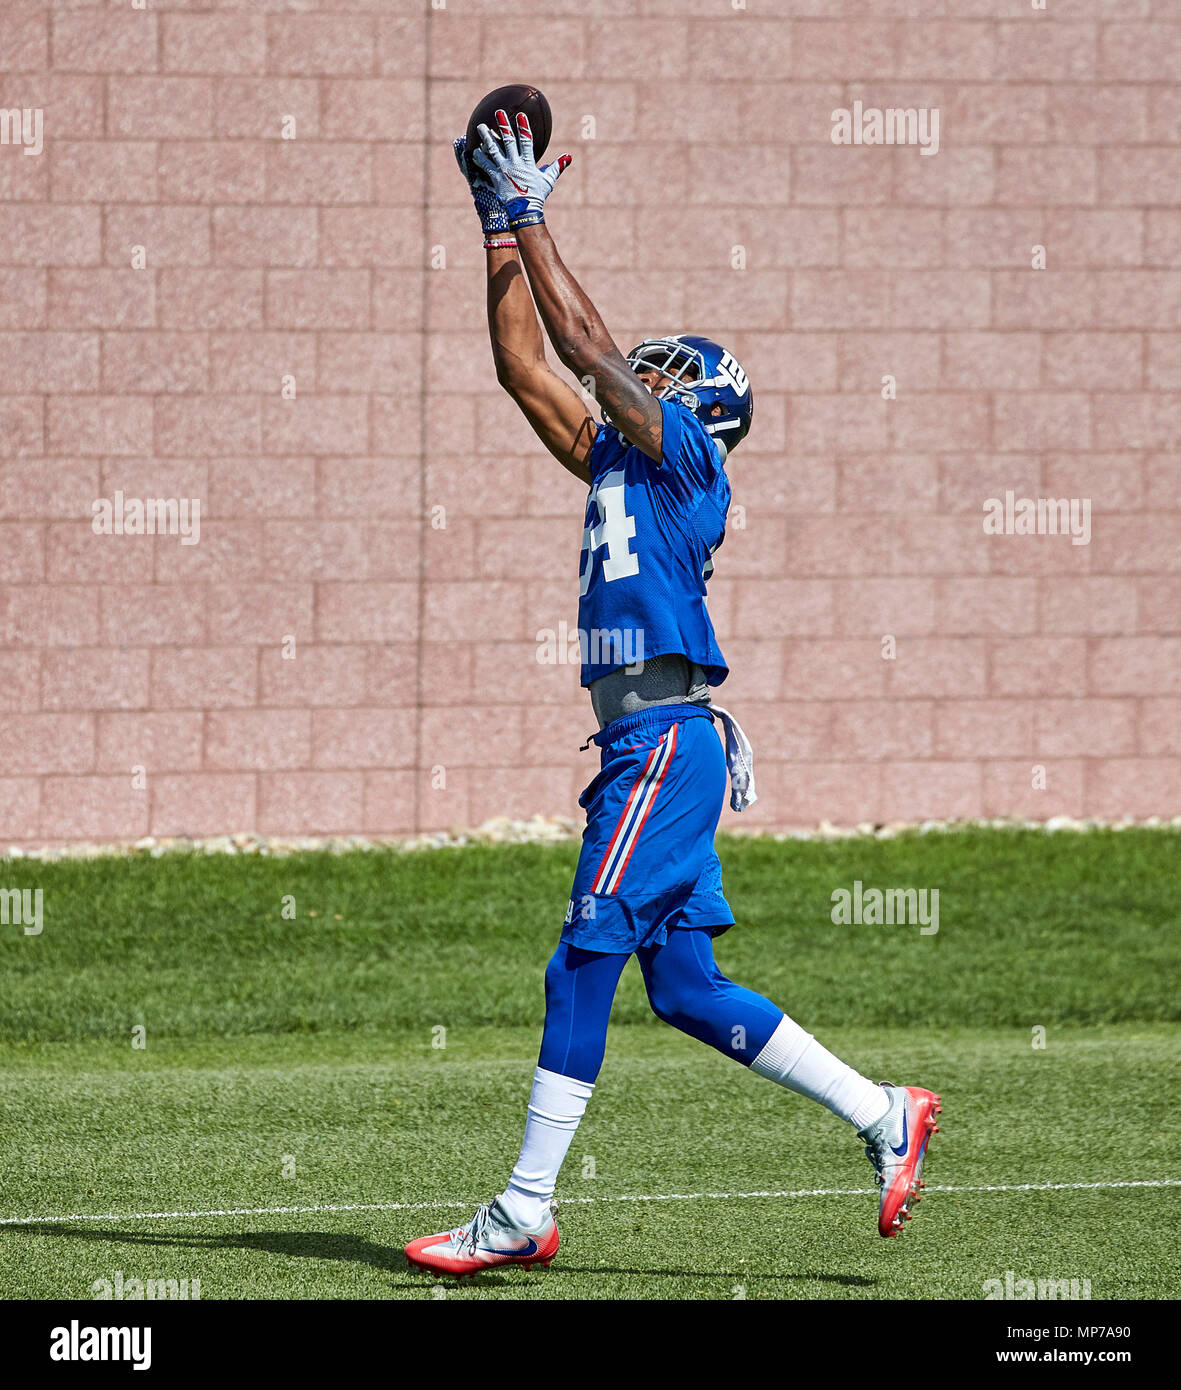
561 703 735 953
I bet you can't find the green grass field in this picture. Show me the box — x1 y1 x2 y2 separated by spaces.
1 828 1178 1300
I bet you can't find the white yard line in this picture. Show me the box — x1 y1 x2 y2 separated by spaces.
1 1179 1177 1227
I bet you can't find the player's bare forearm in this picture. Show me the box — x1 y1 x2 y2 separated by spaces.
486 244 596 483
516 222 663 462
486 246 545 387
512 223 612 374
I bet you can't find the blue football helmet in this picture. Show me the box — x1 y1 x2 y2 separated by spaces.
624 333 754 458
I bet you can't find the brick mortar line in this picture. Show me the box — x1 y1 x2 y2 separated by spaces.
19 75 1181 85
409 8 435 837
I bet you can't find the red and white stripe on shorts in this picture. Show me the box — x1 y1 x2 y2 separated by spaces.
590 724 678 896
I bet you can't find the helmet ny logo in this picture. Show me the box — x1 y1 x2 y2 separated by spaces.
715 350 749 397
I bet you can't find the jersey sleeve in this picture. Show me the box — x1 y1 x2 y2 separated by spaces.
656 396 723 504
586 417 621 482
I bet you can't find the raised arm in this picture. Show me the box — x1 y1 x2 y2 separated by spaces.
485 245 597 484
472 113 664 464
454 137 595 484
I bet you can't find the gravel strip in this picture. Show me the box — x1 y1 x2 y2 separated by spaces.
3 814 1179 862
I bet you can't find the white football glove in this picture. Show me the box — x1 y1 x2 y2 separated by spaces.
453 135 512 238
470 108 571 231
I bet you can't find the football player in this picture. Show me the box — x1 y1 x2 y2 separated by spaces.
405 111 941 1278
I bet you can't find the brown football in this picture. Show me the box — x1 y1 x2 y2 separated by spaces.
465 84 551 164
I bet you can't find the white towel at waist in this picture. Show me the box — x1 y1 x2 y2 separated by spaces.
706 703 757 813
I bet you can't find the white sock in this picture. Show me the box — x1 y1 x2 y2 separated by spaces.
499 1066 594 1229
750 1015 889 1131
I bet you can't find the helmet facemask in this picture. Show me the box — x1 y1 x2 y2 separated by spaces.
620 335 753 459
625 339 705 410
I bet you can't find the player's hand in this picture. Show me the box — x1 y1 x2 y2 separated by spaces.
471 110 571 231
453 135 512 238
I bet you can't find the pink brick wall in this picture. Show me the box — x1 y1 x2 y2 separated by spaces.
1 2 1179 845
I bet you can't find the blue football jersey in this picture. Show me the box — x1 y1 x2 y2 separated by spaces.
577 396 730 687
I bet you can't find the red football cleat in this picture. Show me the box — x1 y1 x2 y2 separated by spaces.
405 1198 559 1278
857 1084 942 1238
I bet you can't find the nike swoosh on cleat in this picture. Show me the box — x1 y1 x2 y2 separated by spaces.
477 1236 538 1258
890 1110 908 1157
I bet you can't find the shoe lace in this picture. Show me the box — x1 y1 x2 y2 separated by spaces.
860 1082 896 1184
454 1203 493 1255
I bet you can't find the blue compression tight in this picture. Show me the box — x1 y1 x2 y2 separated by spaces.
538 929 785 1085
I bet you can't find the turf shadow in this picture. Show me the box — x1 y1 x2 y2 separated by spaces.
6 1223 404 1274
7 1225 876 1290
